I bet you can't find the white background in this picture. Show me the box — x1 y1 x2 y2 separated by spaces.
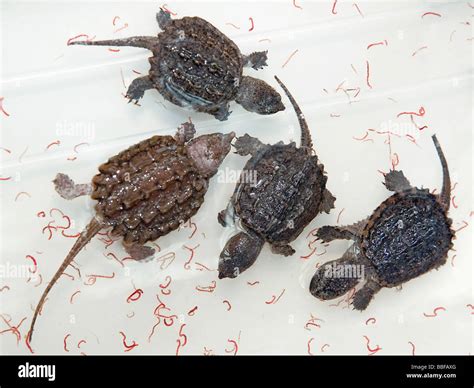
0 0 472 355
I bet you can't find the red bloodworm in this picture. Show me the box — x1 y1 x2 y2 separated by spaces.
451 196 458 209
282 49 299 68
367 41 387 50
119 331 138 352
336 208 345 224
132 69 142 75
453 221 468 233
112 16 120 26
84 272 115 285
405 134 419 145
195 280 217 293
161 4 177 16
0 285 10 292
14 192 31 201
0 97 10 117
176 324 187 356
127 288 143 303
247 281 260 286
331 0 338 14
353 131 369 141
223 300 232 311
300 247 317 260
265 289 286 304
193 262 214 271
18 146 28 163
466 304 474 314
126 312 135 318
63 334 71 352
157 252 175 270
188 306 198 316
225 339 238 355
70 290 81 304
365 60 372 89
421 12 442 18
67 156 77 162
365 317 376 325
159 275 172 289
62 230 81 238
391 153 399 170
0 147 11 154
468 3 474 9
353 3 364 17
321 344 330 352
408 341 416 355
25 255 38 273
363 335 382 354
77 339 87 349
105 252 124 268
67 34 95 45
0 175 12 182
412 46 428 57
248 17 255 32
307 338 315 355
335 80 346 92
423 306 446 317
451 254 456 267
258 38 272 43
114 23 129 34
397 106 425 118
73 142 89 153
293 0 303 9
183 244 200 269
108 48 120 53
225 22 241 30
25 331 35 354
147 320 160 342
322 88 329 94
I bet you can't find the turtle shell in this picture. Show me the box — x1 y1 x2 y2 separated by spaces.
234 143 327 244
361 189 454 287
150 16 242 109
91 135 208 245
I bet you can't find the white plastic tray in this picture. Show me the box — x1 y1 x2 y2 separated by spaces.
0 0 472 355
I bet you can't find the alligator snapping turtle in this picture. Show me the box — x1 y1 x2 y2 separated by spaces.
310 135 454 310
29 122 234 340
217 76 335 279
69 9 285 121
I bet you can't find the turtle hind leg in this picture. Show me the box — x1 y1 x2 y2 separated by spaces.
316 219 366 243
156 9 173 29
53 173 92 200
123 242 156 261
233 134 264 156
352 278 381 311
125 76 154 103
242 51 268 70
320 189 336 214
271 243 295 256
211 103 231 121
383 170 411 192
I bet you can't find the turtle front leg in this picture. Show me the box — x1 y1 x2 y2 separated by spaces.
156 9 173 29
123 242 156 261
352 276 382 311
125 76 154 104
319 189 336 214
383 170 412 192
310 244 363 300
316 219 367 243
211 103 231 121
53 173 92 200
271 243 295 256
242 51 268 70
233 134 264 156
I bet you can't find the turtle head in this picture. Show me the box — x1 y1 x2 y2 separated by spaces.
186 132 235 177
309 257 362 301
236 76 285 115
219 232 264 279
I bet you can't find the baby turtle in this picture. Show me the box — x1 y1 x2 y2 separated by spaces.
309 135 454 310
69 9 285 121
29 122 234 340
217 76 335 279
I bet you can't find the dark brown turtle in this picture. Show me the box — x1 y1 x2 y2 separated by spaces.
69 9 285 121
217 76 336 279
28 122 234 340
309 135 454 310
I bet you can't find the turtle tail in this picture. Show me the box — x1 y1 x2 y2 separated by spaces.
69 36 157 50
274 76 312 150
431 135 451 210
28 217 103 342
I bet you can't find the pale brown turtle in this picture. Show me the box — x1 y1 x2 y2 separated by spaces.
29 122 234 340
310 135 454 310
217 76 335 279
69 9 285 121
